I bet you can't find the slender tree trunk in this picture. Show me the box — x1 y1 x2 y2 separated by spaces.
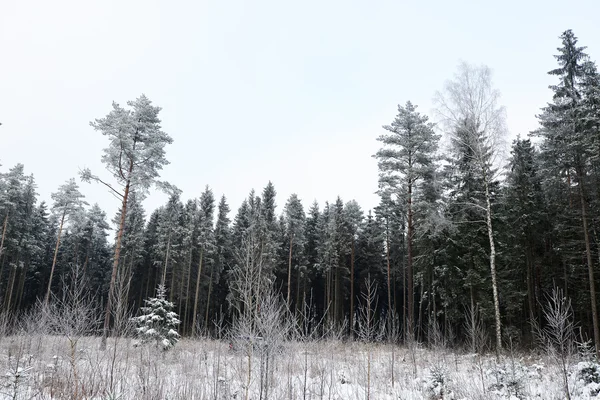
483 176 502 356
386 224 392 320
15 260 27 311
183 248 193 336
4 247 21 311
402 254 406 340
295 266 301 314
334 264 341 324
350 237 355 332
192 248 204 336
578 174 600 358
0 212 8 260
326 268 331 323
161 231 172 287
101 178 131 349
5 261 16 310
470 286 476 354
407 181 414 335
0 213 9 295
204 266 213 330
287 234 293 307
45 210 66 305
417 276 424 342
526 245 536 338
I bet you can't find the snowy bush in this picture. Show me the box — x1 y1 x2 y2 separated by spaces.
131 285 180 350
487 361 527 399
575 361 600 397
425 365 454 400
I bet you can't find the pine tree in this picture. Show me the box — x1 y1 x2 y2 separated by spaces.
374 189 405 333
375 101 439 334
132 284 181 350
82 95 173 346
45 178 87 304
344 200 363 331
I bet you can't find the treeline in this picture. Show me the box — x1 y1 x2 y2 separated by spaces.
2 29 600 352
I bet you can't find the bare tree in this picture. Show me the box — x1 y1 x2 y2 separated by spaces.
355 275 382 400
535 288 576 400
435 62 507 355
47 264 102 400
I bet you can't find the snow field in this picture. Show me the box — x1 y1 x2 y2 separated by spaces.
0 335 599 399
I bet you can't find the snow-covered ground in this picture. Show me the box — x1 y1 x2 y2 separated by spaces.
0 335 599 399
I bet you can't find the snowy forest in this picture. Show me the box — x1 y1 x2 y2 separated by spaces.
2 29 600 399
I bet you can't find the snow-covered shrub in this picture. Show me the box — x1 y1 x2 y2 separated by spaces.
426 365 454 400
131 285 180 350
488 361 526 399
575 361 600 397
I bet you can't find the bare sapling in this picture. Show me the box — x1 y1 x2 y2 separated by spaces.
108 269 136 396
355 275 381 400
464 303 488 394
48 264 101 400
293 292 328 400
535 288 576 400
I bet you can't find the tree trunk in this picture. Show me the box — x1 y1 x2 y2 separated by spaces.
386 224 392 320
334 264 341 324
45 210 66 305
578 174 600 358
287 235 293 307
350 237 355 332
407 180 414 336
204 265 214 330
484 176 502 356
101 179 131 349
161 230 172 287
0 212 8 260
183 247 193 335
192 248 204 336
0 212 10 289
526 244 536 339
4 261 16 310
15 260 27 311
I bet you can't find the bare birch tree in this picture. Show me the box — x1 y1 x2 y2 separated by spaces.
435 62 507 355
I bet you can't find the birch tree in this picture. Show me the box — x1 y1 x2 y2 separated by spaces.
435 62 507 354
81 94 173 346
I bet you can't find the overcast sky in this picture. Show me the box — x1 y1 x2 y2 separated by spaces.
1 0 599 222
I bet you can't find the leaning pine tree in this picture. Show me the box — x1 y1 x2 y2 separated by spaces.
133 284 181 350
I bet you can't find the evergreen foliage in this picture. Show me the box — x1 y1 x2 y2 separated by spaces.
132 284 181 350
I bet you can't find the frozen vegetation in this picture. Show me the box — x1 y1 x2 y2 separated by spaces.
1 332 600 399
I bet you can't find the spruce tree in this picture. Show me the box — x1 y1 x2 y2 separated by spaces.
133 284 181 350
535 30 600 356
283 194 306 307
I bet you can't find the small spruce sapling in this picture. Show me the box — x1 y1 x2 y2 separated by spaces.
132 285 180 350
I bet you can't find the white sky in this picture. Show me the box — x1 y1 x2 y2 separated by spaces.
1 0 599 221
